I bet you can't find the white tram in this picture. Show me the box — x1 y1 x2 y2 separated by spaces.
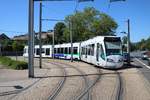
54 43 80 59
80 36 123 68
23 45 52 58
23 36 124 68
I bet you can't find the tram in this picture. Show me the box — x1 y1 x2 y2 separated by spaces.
23 36 124 68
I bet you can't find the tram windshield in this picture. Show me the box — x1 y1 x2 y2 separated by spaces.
104 37 122 56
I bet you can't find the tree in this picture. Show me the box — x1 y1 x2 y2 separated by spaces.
12 41 24 60
64 7 118 42
132 37 150 51
43 34 53 44
54 22 66 44
146 37 150 50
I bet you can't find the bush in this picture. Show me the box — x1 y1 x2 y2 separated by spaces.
0 56 28 70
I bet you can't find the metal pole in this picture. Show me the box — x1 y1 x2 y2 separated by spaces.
70 19 73 62
127 19 130 64
52 32 55 59
39 1 42 68
28 0 34 78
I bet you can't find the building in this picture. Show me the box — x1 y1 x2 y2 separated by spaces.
0 33 10 42
13 34 28 41
13 30 54 41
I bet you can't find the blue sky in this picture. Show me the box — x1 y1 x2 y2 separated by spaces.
0 0 149 42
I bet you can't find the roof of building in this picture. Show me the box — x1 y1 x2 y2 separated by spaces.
0 33 10 40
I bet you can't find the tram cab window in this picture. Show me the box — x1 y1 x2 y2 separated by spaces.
104 37 122 56
46 48 50 55
73 47 78 54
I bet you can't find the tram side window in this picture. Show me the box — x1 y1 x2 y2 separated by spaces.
36 48 40 55
54 48 57 54
88 45 91 55
91 44 95 56
82 47 85 55
85 47 87 55
73 47 78 54
60 48 63 54
83 47 85 55
69 47 71 54
64 48 68 54
58 48 60 54
96 43 99 61
24 49 26 53
46 48 50 55
99 45 105 60
42 48 45 53
81 47 84 55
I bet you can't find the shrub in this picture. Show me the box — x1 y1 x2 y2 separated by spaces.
11 61 28 70
0 56 28 70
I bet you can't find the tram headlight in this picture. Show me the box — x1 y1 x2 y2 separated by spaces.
118 58 123 62
107 58 114 62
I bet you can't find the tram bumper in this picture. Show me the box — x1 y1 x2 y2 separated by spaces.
105 62 123 69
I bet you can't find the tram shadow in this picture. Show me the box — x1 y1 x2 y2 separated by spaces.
115 63 142 71
93 63 142 71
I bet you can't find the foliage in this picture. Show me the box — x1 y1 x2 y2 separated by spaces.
54 22 66 44
131 37 150 51
0 56 28 70
12 41 24 51
54 7 118 43
42 34 53 44
0 40 25 52
0 40 13 51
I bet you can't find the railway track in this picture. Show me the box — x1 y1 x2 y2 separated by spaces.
53 61 101 100
7 65 51 100
76 68 101 100
116 71 123 100
47 61 89 100
8 61 67 100
59 62 90 100
47 62 67 100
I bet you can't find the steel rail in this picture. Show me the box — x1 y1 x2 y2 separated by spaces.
116 71 123 100
7 66 51 100
55 61 101 100
47 62 67 100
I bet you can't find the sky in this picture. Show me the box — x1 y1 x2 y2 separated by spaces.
0 0 149 42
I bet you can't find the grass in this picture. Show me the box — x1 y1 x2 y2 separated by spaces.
0 56 28 70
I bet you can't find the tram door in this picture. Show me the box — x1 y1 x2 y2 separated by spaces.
96 43 99 61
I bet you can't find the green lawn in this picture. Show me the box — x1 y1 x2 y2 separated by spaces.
0 56 28 70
